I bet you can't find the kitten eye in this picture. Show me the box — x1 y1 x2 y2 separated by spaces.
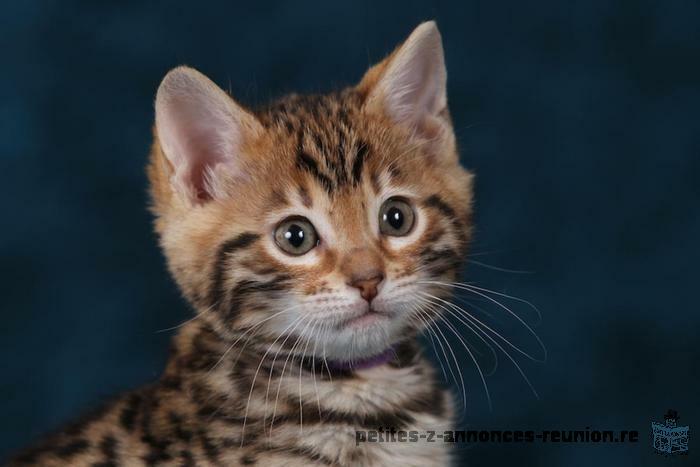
274 217 318 255
379 198 415 237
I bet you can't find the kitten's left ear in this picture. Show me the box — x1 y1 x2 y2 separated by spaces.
360 21 453 156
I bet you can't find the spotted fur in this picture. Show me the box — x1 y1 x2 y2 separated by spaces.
10 21 474 466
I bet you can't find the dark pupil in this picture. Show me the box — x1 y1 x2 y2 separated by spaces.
285 224 305 248
385 207 404 230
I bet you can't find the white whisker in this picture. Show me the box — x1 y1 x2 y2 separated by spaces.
419 291 540 399
415 293 492 410
468 259 534 275
419 280 547 361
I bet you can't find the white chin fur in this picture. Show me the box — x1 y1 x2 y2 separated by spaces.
298 313 408 361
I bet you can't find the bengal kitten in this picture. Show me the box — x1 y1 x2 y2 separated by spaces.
11 21 474 466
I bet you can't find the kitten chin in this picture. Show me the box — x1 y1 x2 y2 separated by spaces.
306 315 404 361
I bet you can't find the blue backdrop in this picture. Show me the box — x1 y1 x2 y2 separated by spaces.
2 1 698 465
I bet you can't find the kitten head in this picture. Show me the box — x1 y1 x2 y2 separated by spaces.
149 21 473 361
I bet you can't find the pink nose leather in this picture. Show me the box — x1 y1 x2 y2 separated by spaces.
349 273 384 302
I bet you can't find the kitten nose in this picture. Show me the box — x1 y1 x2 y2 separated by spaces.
349 273 384 302
341 247 385 302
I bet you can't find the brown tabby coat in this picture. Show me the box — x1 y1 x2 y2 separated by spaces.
10 21 474 466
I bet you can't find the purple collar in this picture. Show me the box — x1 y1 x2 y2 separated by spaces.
326 347 395 371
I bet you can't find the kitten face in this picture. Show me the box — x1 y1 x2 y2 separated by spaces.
149 22 473 360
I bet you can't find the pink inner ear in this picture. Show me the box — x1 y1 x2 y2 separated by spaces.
162 117 226 202
179 121 236 202
370 22 448 136
164 100 239 202
187 159 213 202
384 54 446 130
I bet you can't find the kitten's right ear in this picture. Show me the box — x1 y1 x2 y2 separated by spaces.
155 66 262 204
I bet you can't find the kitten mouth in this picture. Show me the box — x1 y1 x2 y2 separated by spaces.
340 308 390 329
